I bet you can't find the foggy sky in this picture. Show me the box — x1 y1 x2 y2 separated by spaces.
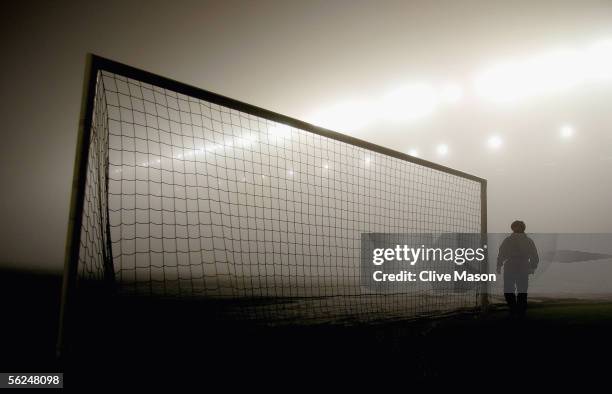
1 0 612 273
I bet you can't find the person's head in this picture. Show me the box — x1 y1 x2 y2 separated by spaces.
511 220 526 233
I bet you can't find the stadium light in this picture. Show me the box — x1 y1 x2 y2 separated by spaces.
560 125 574 139
487 135 503 150
436 144 449 156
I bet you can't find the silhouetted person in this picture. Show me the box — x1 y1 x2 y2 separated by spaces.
496 220 539 319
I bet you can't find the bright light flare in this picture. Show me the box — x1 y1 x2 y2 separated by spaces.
309 81 463 131
309 100 373 132
439 84 463 103
436 144 449 156
474 38 612 103
474 49 584 103
560 125 574 139
380 83 439 122
487 135 503 150
586 40 612 80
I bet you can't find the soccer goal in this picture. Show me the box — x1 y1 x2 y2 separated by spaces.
59 55 487 341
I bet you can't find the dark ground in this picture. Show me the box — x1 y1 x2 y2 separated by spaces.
2 269 611 388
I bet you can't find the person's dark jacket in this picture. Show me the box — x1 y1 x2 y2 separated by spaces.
497 233 539 274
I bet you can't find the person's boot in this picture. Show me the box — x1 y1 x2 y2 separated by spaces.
504 293 517 318
517 293 528 319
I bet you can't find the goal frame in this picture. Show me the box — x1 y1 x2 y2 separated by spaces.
58 54 488 355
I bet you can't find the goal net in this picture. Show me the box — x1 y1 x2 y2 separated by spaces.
66 56 487 326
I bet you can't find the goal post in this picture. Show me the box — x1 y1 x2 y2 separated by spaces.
58 54 488 354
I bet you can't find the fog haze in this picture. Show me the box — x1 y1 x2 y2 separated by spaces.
1 0 612 272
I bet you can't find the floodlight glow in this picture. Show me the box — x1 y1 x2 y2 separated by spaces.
474 38 612 103
487 135 503 150
309 100 373 132
586 40 612 80
408 148 419 157
474 49 584 103
560 125 574 139
439 84 463 103
436 144 449 156
380 83 438 122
